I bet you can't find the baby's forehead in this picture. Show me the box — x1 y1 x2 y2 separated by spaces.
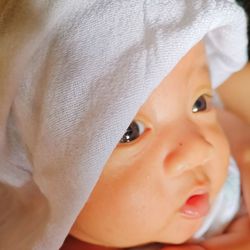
135 42 211 117
161 42 210 88
182 41 209 71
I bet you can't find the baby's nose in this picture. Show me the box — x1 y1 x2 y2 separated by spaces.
164 127 213 176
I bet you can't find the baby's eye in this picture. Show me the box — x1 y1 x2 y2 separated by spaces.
119 120 145 143
192 95 208 113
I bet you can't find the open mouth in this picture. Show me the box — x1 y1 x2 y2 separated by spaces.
180 193 210 219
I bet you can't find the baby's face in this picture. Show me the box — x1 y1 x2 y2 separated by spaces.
70 42 230 248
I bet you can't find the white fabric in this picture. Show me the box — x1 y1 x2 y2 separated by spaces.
0 1 248 249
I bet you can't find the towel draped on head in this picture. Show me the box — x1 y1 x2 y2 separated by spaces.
0 0 248 249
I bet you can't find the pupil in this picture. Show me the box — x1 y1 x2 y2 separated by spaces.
120 121 140 143
193 96 207 113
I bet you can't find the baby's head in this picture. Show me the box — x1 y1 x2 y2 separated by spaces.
70 41 230 248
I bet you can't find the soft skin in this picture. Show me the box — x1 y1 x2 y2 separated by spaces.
162 109 250 250
68 42 230 249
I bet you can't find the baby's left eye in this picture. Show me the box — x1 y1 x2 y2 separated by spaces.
192 95 208 113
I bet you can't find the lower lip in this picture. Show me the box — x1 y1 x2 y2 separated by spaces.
180 193 210 219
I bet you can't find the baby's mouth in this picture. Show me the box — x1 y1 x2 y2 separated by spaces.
179 193 210 219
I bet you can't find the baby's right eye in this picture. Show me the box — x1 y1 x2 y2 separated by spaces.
119 120 145 143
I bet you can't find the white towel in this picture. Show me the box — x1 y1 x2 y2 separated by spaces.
0 1 248 249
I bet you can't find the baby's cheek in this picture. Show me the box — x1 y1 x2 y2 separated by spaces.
101 172 173 244
79 176 153 244
109 179 165 230
209 126 230 196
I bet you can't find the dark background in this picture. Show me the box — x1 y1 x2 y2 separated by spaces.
236 0 250 58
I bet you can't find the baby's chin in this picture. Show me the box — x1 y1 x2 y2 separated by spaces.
114 226 202 249
155 219 205 246
108 233 198 250
70 213 205 248
68 228 199 250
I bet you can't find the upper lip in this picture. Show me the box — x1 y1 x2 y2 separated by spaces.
184 185 210 203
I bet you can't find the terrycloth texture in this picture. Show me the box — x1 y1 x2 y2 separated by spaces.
0 0 248 249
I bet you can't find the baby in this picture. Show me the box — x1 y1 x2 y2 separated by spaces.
0 1 249 250
63 41 249 250
71 41 231 246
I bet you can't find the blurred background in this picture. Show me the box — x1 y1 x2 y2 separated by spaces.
236 0 249 57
